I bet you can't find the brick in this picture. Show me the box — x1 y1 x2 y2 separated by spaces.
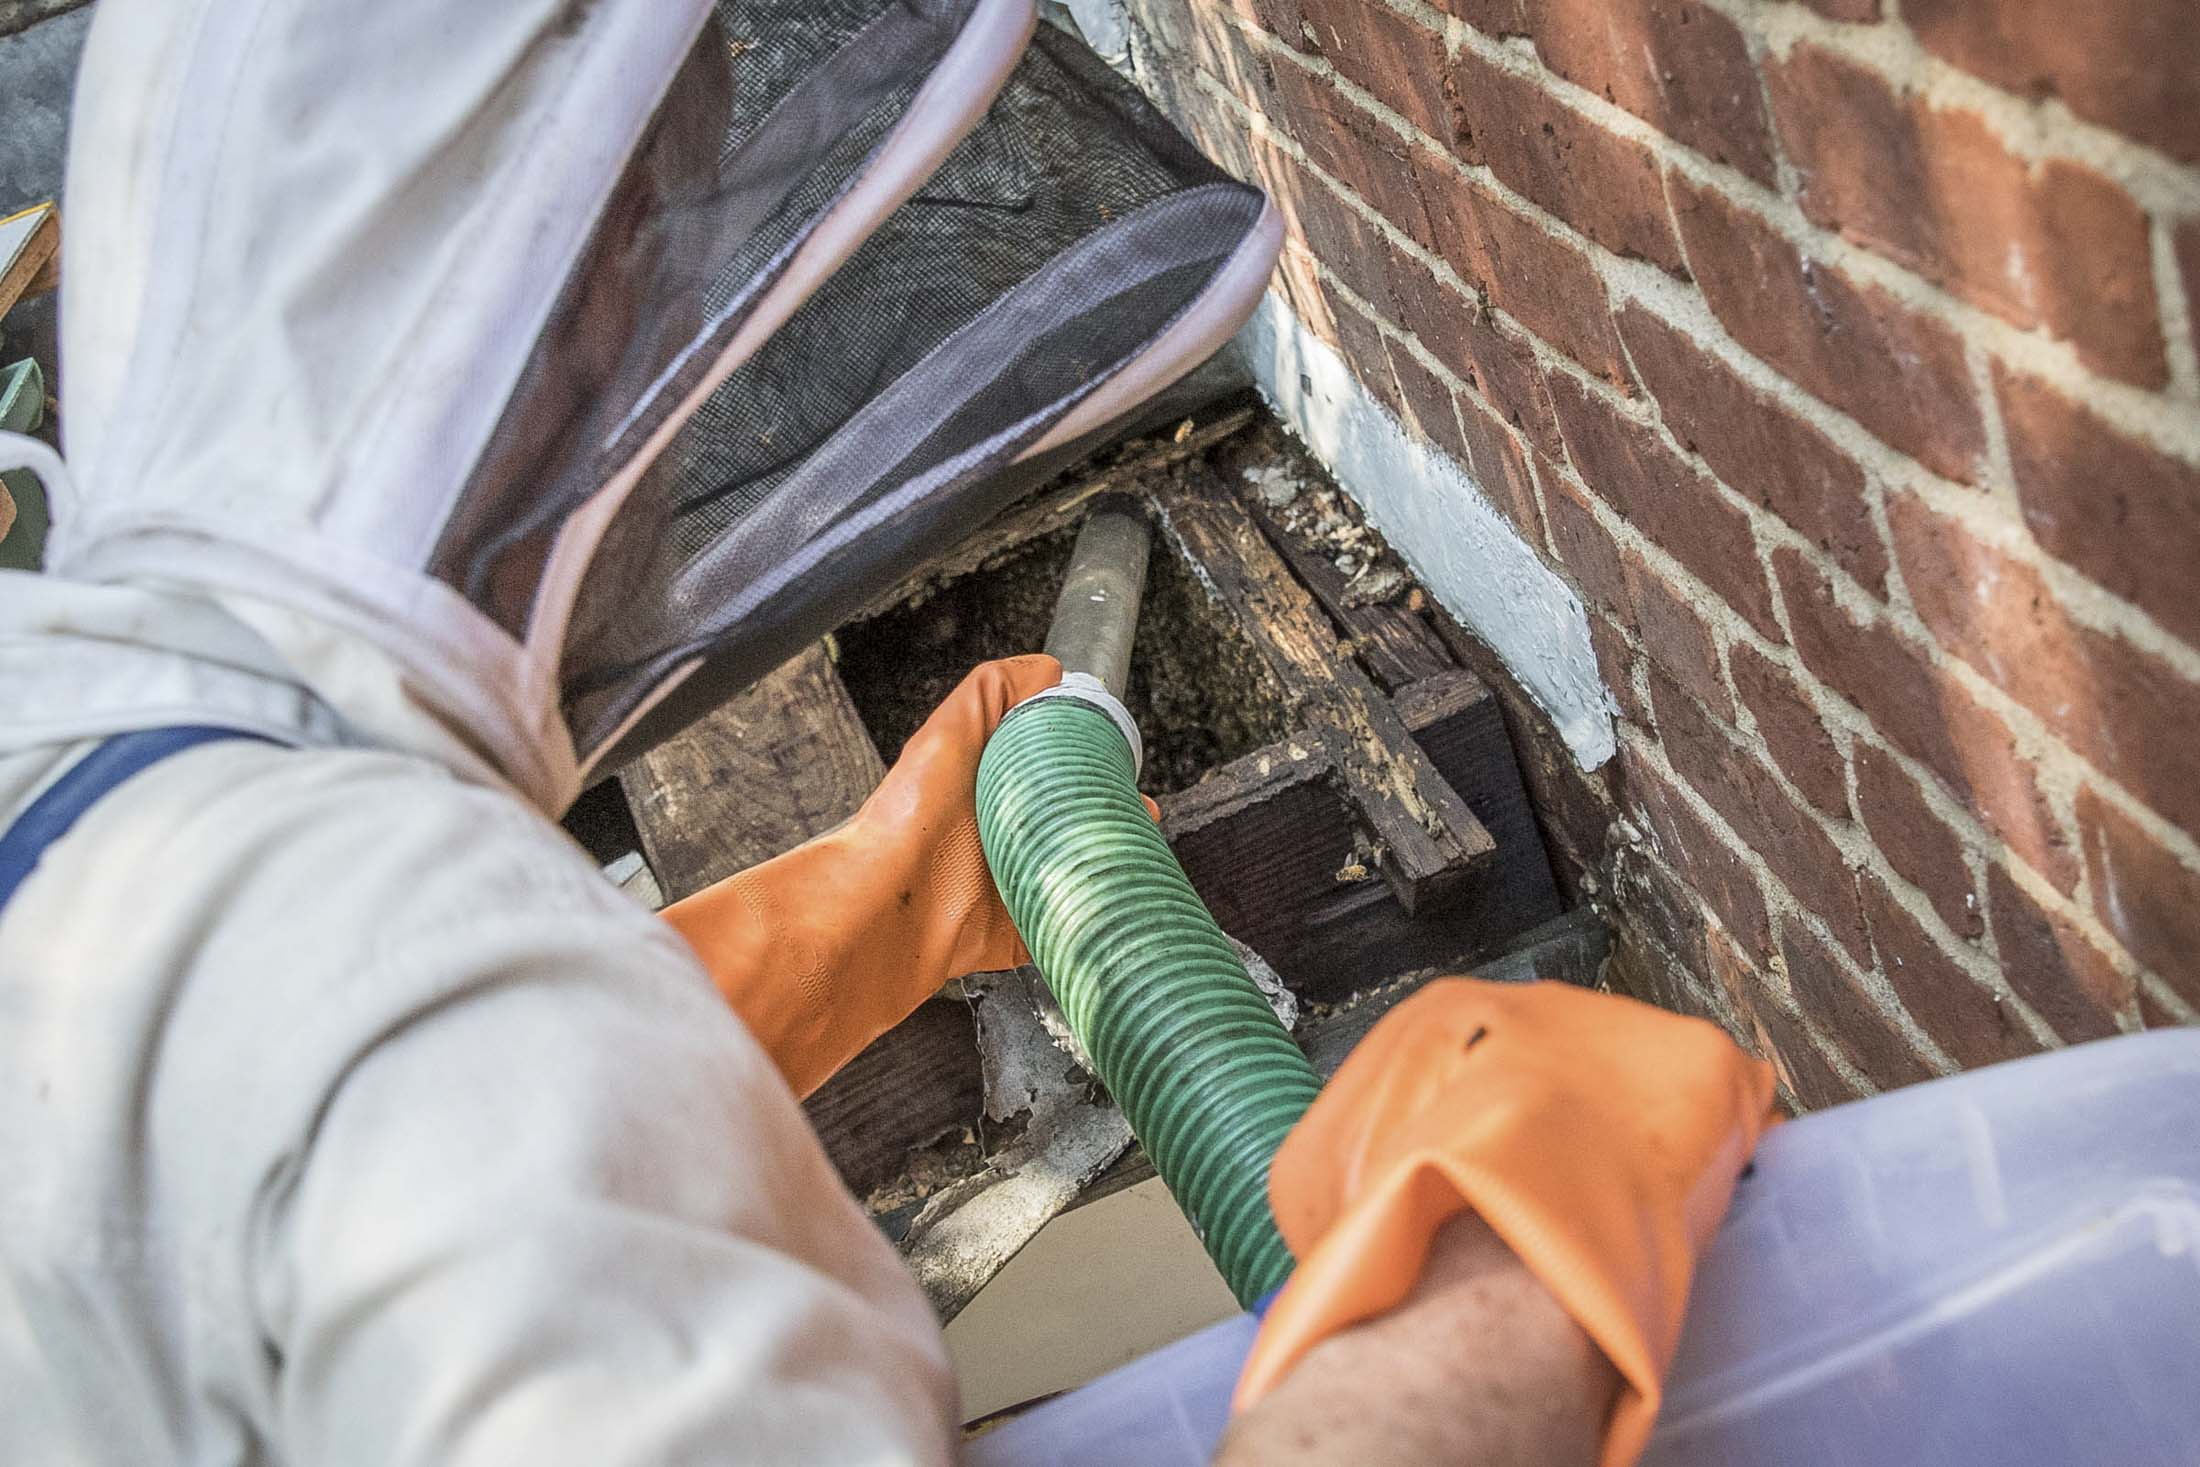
1652 666 1873 963
1521 0 1777 184
2077 788 2200 1008
1767 46 2164 387
1781 919 1936 1089
1987 864 2133 1041
1281 165 1401 316
1541 467 1629 612
1239 0 1316 49
1624 553 1731 718
1622 749 1772 951
1729 641 1847 818
1445 46 1685 275
1997 367 2200 651
1591 609 1648 723
1455 392 1545 540
1885 490 2200 848
1296 0 1457 148
2139 985 2190 1031
1905 0 2200 165
1377 234 1472 349
1861 874 2044 1068
1609 922 1745 1032
1617 304 1885 594
1854 741 1981 938
1385 339 1475 466
1272 64 1441 249
1331 295 1394 394
1774 545 2078 890
1548 375 1783 640
1431 0 1529 38
1795 0 1879 18
1754 1001 1863 1110
2180 219 2200 349
1415 160 1632 385
1412 302 1563 458
1273 240 1345 349
1270 149 1376 267
1667 174 1985 482
1610 836 1764 1027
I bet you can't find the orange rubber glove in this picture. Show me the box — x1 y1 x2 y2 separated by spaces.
1235 978 1779 1467
663 654 1062 1099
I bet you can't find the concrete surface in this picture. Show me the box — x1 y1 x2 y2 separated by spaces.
946 1175 1240 1422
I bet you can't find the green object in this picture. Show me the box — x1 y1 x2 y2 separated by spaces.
1 356 48 569
976 697 1323 1305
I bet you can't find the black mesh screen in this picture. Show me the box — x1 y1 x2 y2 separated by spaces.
428 0 974 633
560 27 1266 763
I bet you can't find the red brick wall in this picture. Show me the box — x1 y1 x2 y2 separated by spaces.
1125 0 2200 1103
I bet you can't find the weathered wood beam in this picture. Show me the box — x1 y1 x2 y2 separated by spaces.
1154 467 1494 914
0 1 90 40
1167 669 1559 1002
1247 500 1453 694
620 644 885 903
852 405 1256 626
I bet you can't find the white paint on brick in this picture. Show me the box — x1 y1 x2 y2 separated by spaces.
1233 293 1618 768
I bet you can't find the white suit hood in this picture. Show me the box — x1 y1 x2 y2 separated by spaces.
2 0 1279 810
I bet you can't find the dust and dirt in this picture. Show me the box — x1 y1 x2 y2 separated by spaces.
835 516 1296 795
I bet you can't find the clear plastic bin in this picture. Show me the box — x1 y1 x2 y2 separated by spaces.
966 1030 2200 1466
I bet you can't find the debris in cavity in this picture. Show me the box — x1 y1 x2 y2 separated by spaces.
1234 936 1300 1031
970 968 1093 1122
1342 564 1408 608
1262 475 1412 605
1241 460 1304 509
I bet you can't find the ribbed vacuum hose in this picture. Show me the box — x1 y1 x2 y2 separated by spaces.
976 510 1323 1304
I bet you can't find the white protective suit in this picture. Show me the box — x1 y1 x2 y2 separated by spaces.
0 0 1278 1461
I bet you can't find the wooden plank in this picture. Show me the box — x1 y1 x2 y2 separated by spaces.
1154 467 1494 914
1248 501 1453 693
806 997 985 1199
0 203 56 317
0 1 90 38
620 644 885 902
852 405 1256 626
1171 670 1560 1002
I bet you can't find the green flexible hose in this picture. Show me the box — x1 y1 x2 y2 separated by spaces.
976 696 1323 1305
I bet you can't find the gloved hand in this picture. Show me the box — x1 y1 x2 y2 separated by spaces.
663 654 1062 1098
1235 978 1780 1467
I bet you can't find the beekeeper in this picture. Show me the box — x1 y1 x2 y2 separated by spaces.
0 2 1773 1463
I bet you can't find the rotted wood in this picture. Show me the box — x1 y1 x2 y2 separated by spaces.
620 643 885 902
852 404 1256 626
1153 465 1494 915
0 2 89 39
1175 669 1560 1002
804 997 987 1201
1246 501 1453 693
616 640 994 1201
0 203 58 317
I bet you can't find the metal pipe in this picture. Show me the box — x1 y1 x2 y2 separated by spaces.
1043 504 1151 701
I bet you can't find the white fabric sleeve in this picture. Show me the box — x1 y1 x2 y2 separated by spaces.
256 911 959 1467
3 739 958 1463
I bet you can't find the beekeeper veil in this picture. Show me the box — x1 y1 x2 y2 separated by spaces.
28 0 1279 813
